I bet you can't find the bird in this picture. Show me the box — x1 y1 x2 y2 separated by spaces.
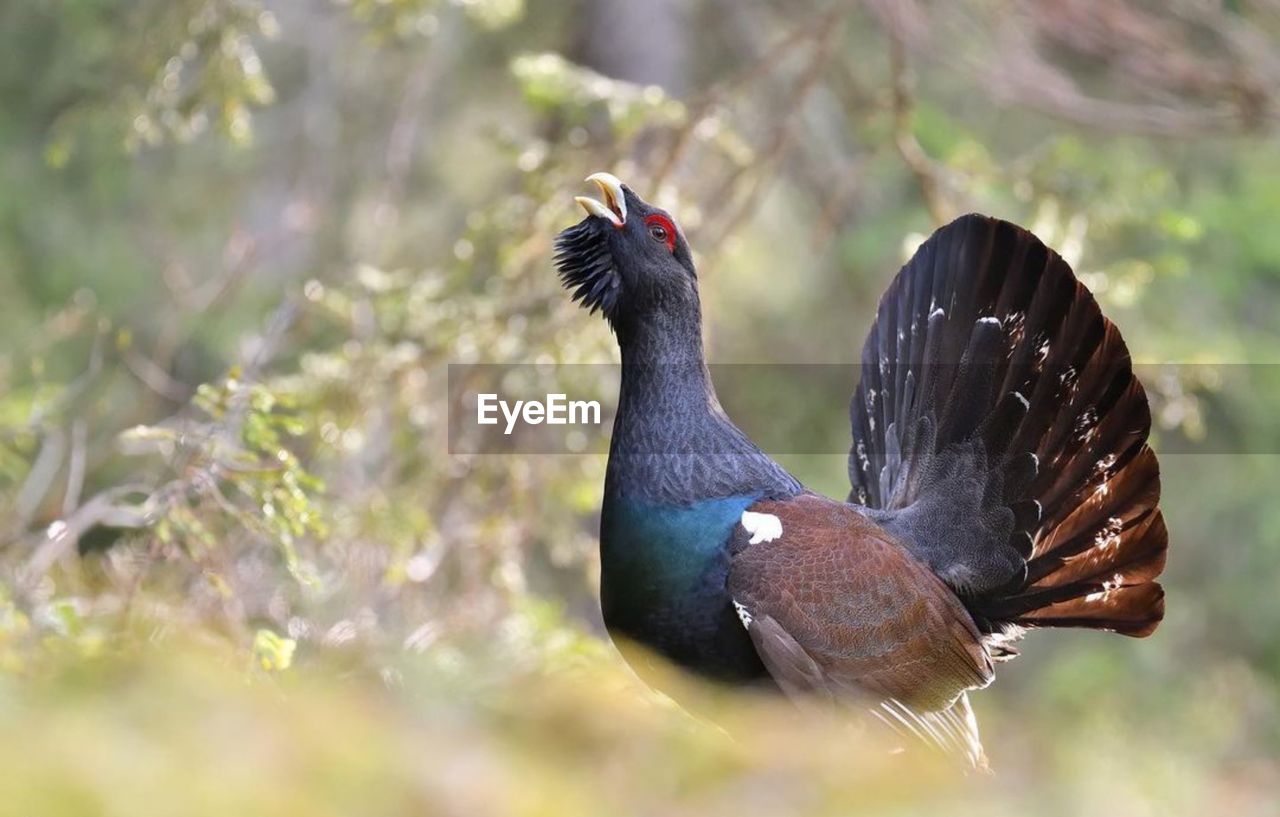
554 171 1167 768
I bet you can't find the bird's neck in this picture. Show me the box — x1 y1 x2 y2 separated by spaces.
614 307 722 454
616 296 708 365
617 309 717 417
607 308 801 506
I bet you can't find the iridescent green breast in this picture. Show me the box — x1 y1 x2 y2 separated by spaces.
599 494 767 681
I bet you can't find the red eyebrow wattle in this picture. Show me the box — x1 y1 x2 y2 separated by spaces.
644 214 677 252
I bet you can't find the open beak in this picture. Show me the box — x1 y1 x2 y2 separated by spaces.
574 172 627 228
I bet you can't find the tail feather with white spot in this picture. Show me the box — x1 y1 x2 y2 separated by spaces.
848 214 1167 642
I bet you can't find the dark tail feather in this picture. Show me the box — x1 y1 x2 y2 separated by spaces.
848 214 1167 639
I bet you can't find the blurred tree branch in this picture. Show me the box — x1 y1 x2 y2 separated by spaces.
975 0 1280 136
887 32 951 226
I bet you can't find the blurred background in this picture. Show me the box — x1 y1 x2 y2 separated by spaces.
2 0 1279 814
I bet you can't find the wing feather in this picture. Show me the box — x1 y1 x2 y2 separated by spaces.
727 494 992 765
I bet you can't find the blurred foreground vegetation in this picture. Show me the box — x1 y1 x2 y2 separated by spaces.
2 0 1280 814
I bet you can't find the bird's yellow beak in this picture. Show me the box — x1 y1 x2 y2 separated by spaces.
574 172 627 227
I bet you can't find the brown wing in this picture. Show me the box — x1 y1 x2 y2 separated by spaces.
727 493 993 713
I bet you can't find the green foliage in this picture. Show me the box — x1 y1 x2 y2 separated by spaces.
25 0 283 156
195 375 326 575
512 52 687 135
115 371 327 591
252 627 297 671
343 0 526 38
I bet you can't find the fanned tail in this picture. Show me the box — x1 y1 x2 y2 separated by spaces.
848 214 1167 639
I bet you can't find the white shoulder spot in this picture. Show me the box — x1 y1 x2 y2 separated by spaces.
740 510 783 544
732 600 754 630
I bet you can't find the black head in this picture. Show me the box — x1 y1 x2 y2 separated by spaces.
554 173 698 334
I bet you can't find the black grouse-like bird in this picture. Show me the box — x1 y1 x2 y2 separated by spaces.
554 172 1167 767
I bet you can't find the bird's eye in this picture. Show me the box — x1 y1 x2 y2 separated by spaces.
643 214 677 252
